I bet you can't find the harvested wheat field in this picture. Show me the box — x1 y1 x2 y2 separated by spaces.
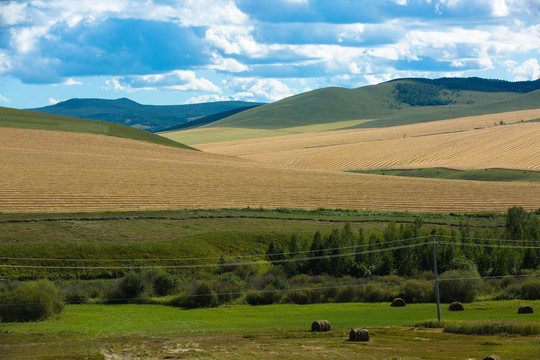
196 109 540 172
0 127 539 213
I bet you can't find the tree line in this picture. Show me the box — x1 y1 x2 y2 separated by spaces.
266 207 540 278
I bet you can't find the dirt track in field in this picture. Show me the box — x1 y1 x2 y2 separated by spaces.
196 109 540 171
1 127 539 213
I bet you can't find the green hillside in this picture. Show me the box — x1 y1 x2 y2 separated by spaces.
28 98 264 132
201 78 540 131
0 107 195 150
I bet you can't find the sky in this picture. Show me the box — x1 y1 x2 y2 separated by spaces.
0 0 539 109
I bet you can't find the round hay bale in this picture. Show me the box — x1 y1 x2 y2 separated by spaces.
390 297 406 307
311 320 331 332
483 355 500 360
517 305 533 314
349 328 369 342
448 302 465 311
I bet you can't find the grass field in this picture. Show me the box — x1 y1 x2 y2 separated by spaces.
1 300 538 359
1 127 539 214
352 168 540 183
160 119 373 145
195 110 540 173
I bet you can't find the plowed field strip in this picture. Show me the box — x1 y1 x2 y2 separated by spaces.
195 110 540 172
1 127 539 213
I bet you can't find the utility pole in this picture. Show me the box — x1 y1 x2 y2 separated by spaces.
432 235 441 322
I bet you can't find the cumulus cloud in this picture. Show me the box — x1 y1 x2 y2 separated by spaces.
106 70 220 92
0 1 27 26
508 58 540 81
62 78 83 86
1 0 539 108
226 77 296 102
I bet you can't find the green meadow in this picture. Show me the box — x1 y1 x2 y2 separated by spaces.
351 168 540 183
1 300 538 359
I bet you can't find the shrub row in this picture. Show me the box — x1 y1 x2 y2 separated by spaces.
0 280 64 322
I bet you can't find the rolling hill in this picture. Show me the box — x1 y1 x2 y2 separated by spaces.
1 126 539 213
28 98 264 132
0 107 194 150
161 77 540 144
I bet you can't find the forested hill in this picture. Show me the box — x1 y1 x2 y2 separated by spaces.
28 98 264 132
390 77 540 93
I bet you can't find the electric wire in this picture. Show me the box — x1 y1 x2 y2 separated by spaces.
0 242 433 270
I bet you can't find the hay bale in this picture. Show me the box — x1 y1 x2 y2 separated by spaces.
311 320 331 332
448 302 465 311
483 356 500 360
517 305 533 314
349 328 369 341
390 297 406 307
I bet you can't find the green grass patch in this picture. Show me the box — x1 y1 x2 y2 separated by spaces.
0 107 194 150
1 300 539 359
162 120 374 144
351 168 540 183
415 319 540 336
2 300 537 336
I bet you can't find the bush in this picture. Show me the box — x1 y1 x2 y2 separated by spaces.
335 285 361 303
246 285 282 305
214 273 245 304
152 271 179 296
507 279 540 300
0 281 64 322
401 279 434 303
284 289 311 304
439 269 481 303
174 281 219 309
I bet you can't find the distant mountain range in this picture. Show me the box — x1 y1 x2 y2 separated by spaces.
28 98 264 132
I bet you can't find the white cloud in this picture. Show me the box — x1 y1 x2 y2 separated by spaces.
62 78 83 86
106 70 220 92
508 58 540 81
205 26 266 57
184 94 234 104
211 54 250 72
48 97 60 105
227 78 296 102
177 0 249 26
10 25 51 53
0 1 27 26
492 0 510 16
0 51 11 75
0 93 10 103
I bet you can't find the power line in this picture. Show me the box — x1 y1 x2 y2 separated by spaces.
437 235 540 243
1 272 539 307
437 241 540 249
0 242 432 270
0 236 431 263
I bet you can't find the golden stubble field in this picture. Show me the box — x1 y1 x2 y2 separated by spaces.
0 126 539 213
196 109 540 171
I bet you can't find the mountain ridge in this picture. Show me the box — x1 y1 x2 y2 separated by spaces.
28 98 265 132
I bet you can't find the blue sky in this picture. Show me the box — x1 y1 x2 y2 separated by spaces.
1 0 539 108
